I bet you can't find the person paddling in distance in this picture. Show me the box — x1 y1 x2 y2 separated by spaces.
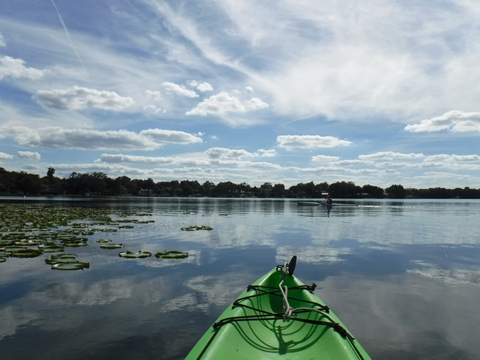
324 194 333 216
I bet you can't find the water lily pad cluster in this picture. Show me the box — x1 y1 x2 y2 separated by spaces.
181 225 213 231
45 253 90 270
0 204 154 267
0 203 191 268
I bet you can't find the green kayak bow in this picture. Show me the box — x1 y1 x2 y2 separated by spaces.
186 256 371 359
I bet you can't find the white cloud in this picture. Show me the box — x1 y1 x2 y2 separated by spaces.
34 86 135 111
186 92 269 116
17 151 41 160
312 155 340 162
257 149 277 157
0 56 45 80
143 104 165 114
145 90 162 100
98 154 174 164
1 127 159 150
277 135 352 150
205 147 276 160
359 152 425 161
206 147 256 159
162 81 199 98
423 154 480 170
187 80 213 92
0 152 14 160
212 1 480 122
405 110 480 133
1 126 202 151
140 129 203 144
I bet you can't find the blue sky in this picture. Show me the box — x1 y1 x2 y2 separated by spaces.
1 0 479 189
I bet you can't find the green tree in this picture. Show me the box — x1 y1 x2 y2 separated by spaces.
201 181 215 196
15 171 42 194
362 184 384 198
385 184 406 198
328 181 361 198
271 183 286 197
0 168 16 194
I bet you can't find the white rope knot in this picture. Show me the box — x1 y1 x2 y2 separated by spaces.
280 278 294 320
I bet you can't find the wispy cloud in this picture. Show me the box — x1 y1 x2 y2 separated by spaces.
359 152 425 161
0 56 45 80
187 80 214 92
277 135 352 150
0 127 201 150
17 151 41 160
186 92 269 117
0 152 14 160
405 111 480 133
50 0 87 75
140 129 203 145
206 147 257 159
312 155 341 162
98 154 174 164
162 81 199 98
34 86 135 111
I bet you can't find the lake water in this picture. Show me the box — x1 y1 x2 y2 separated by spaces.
1 197 480 359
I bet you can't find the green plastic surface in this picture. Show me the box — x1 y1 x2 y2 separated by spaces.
185 266 371 359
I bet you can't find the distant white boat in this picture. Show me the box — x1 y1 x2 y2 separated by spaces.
297 201 359 207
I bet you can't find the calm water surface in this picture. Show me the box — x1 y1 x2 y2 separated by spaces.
1 197 480 359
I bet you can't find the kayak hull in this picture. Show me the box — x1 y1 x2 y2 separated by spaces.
297 201 322 206
186 264 371 359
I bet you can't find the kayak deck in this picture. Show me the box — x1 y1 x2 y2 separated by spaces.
186 259 371 359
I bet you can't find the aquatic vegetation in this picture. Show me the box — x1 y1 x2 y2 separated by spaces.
52 262 90 270
0 204 156 270
100 243 123 249
155 250 189 259
15 239 43 246
0 204 190 268
181 225 213 231
9 248 43 258
45 253 78 265
119 250 152 258
38 242 65 253
45 253 89 270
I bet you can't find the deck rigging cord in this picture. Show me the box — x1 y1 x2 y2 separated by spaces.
196 256 366 360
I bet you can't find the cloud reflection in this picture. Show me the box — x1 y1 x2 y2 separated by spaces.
0 306 39 339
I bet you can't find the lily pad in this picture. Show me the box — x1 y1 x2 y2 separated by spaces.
181 225 213 231
9 249 43 258
45 253 78 265
4 246 28 252
119 250 152 259
155 250 189 259
38 243 65 253
51 262 90 270
15 239 43 246
100 243 123 249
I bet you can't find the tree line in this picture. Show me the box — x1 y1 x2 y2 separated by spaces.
0 167 479 199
